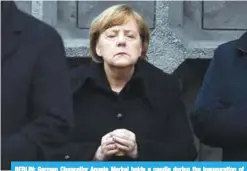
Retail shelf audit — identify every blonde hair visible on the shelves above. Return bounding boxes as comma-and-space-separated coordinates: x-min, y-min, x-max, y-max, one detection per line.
89, 4, 150, 62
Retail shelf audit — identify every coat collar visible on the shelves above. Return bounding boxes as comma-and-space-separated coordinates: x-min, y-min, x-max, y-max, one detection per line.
2, 1, 25, 62
2, 1, 23, 34
71, 58, 154, 102
86, 58, 149, 97
70, 58, 173, 111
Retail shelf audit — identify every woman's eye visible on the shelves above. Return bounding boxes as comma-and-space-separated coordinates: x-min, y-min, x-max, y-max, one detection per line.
107, 34, 116, 38
127, 35, 135, 38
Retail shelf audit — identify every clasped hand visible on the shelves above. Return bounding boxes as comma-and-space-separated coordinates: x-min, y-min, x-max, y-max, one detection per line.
94, 129, 138, 160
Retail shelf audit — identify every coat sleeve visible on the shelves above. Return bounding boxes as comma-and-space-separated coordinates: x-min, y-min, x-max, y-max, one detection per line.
137, 77, 197, 161
1, 25, 74, 166
190, 45, 247, 148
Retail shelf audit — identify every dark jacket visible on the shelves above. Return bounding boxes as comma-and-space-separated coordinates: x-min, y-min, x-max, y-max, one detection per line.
1, 1, 73, 169
54, 59, 197, 161
191, 32, 247, 161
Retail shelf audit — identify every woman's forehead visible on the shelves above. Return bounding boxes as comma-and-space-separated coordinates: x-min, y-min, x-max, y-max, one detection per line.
104, 20, 139, 32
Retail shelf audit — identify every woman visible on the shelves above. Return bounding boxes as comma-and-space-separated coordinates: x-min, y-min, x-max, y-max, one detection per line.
63, 4, 197, 161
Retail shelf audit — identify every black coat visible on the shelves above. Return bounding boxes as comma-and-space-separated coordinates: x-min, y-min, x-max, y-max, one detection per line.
1, 1, 74, 169
191, 32, 247, 160
54, 59, 197, 161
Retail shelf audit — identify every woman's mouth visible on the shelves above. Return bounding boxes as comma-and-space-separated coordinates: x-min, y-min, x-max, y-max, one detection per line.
115, 52, 128, 56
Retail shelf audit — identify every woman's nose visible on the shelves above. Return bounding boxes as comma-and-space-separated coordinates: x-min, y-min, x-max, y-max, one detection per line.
116, 34, 126, 46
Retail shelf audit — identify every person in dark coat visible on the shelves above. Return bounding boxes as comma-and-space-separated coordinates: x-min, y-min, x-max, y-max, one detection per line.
191, 31, 247, 161
1, 1, 74, 169
55, 4, 197, 161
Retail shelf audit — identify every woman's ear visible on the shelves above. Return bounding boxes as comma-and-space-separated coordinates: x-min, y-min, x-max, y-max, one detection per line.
96, 43, 102, 57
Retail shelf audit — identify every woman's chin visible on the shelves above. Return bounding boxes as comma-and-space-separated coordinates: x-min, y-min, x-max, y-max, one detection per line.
113, 63, 133, 68
112, 58, 135, 68
111, 60, 134, 68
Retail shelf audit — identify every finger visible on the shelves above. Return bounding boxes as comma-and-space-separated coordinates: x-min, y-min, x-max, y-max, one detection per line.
102, 137, 115, 145
113, 136, 132, 147
115, 143, 129, 151
112, 128, 130, 134
123, 129, 135, 140
112, 129, 135, 141
102, 132, 113, 142
112, 133, 129, 140
112, 129, 124, 133
105, 149, 119, 156
120, 129, 132, 136
112, 130, 125, 138
104, 144, 117, 151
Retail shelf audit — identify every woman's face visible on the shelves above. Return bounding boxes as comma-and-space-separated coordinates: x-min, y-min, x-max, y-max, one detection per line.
96, 18, 143, 68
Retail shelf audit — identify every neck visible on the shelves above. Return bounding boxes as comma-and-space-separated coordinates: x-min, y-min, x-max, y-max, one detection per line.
104, 63, 134, 93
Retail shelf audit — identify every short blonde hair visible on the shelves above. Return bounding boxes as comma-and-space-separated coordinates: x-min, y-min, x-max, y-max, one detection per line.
89, 4, 150, 62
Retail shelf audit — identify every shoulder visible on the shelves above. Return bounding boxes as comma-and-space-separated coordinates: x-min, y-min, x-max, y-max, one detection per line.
216, 40, 237, 54
204, 40, 239, 80
213, 40, 238, 65
139, 61, 183, 116
139, 60, 181, 97
19, 10, 63, 45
